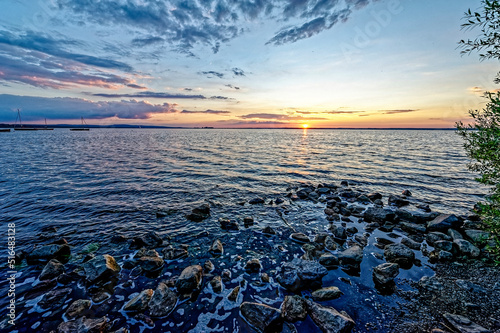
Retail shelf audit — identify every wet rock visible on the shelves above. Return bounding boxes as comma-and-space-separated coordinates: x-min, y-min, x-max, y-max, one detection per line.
325, 236, 338, 250
162, 246, 188, 260
243, 216, 254, 227
261, 273, 270, 283
187, 203, 210, 221
427, 214, 461, 232
222, 269, 232, 281
384, 243, 414, 268
426, 232, 452, 246
240, 302, 283, 333
429, 250, 454, 262
364, 207, 395, 223
137, 256, 164, 272
275, 197, 285, 205
399, 222, 426, 234
281, 295, 307, 322
373, 263, 399, 285
388, 195, 409, 207
302, 243, 323, 260
149, 282, 178, 317
210, 276, 223, 293
91, 289, 110, 303
209, 239, 224, 255
176, 265, 203, 293
338, 245, 364, 267
124, 289, 154, 312
396, 209, 438, 224
39, 287, 72, 309
454, 239, 480, 258
402, 189, 412, 196
448, 229, 463, 241
455, 279, 487, 294
27, 244, 71, 264
329, 225, 347, 240
319, 253, 339, 269
228, 286, 240, 301
291, 232, 310, 243
245, 258, 262, 273
262, 226, 276, 235
314, 233, 329, 244
204, 260, 215, 273
417, 203, 431, 212
443, 313, 490, 333
277, 258, 328, 292
249, 197, 265, 204
434, 240, 454, 252
306, 300, 355, 333
367, 192, 382, 201
131, 231, 163, 249
65, 299, 91, 319
83, 254, 121, 283
418, 276, 443, 292
401, 237, 421, 250
57, 316, 109, 333
354, 234, 368, 247
356, 194, 371, 204
219, 218, 239, 231
464, 229, 490, 244
311, 286, 343, 301
39, 259, 64, 280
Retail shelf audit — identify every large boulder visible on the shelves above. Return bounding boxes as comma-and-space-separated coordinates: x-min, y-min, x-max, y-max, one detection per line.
306, 300, 355, 333
338, 245, 364, 267
131, 231, 163, 249
186, 203, 210, 221
65, 299, 91, 319
280, 295, 307, 322
83, 255, 121, 283
388, 195, 409, 207
364, 207, 395, 223
399, 222, 426, 234
384, 243, 415, 268
427, 214, 461, 232
175, 265, 203, 294
39, 287, 72, 309
277, 258, 328, 292
372, 263, 399, 285
162, 246, 188, 260
149, 282, 178, 317
27, 244, 71, 264
311, 286, 343, 301
57, 316, 109, 333
464, 229, 490, 244
395, 209, 438, 224
319, 253, 339, 269
240, 302, 283, 333
219, 218, 239, 231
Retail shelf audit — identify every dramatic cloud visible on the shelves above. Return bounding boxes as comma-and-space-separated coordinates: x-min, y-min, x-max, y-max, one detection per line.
239, 113, 327, 120
201, 71, 225, 79
55, 0, 379, 53
181, 109, 231, 114
91, 91, 208, 99
0, 94, 177, 121
0, 30, 133, 71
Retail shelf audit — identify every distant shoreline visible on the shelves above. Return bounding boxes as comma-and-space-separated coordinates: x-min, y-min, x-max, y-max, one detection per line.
0, 124, 458, 130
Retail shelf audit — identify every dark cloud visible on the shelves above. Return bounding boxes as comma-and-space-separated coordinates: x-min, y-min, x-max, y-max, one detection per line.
232, 68, 246, 76
210, 96, 231, 100
225, 84, 241, 90
295, 110, 366, 114
381, 109, 419, 114
217, 119, 288, 126
91, 91, 207, 99
0, 44, 143, 89
239, 113, 327, 120
184, 88, 193, 91
0, 94, 177, 121
181, 109, 231, 114
55, 0, 378, 53
201, 71, 225, 79
0, 30, 133, 71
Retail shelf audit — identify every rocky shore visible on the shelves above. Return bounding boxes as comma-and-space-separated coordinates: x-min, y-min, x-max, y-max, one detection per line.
2, 182, 499, 333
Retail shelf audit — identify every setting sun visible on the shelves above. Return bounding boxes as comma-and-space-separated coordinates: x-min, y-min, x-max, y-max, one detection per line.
302, 124, 309, 129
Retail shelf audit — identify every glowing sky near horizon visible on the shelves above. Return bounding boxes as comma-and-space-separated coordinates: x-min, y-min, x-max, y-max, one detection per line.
0, 0, 497, 128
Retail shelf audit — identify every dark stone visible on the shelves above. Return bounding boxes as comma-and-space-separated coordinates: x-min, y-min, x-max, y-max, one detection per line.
65, 299, 91, 319
329, 225, 347, 240
131, 231, 163, 249
402, 189, 412, 196
443, 313, 490, 333
149, 282, 178, 317
373, 263, 399, 285
426, 232, 452, 246
454, 239, 480, 258
291, 233, 310, 243
418, 276, 443, 292
319, 253, 339, 269
262, 226, 276, 235
384, 243, 415, 268
434, 240, 454, 252
27, 244, 71, 264
243, 216, 254, 227
240, 302, 283, 333
364, 207, 395, 223
137, 256, 164, 272
57, 316, 109, 333
275, 197, 285, 205
338, 245, 364, 267
162, 246, 188, 260
401, 238, 421, 250
280, 295, 307, 322
367, 192, 382, 201
399, 222, 426, 234
219, 218, 239, 231
306, 300, 355, 333
249, 197, 265, 204
245, 259, 262, 273
427, 214, 461, 232
227, 286, 240, 301
277, 258, 328, 292
388, 195, 409, 207
417, 203, 431, 212
39, 259, 64, 280
396, 209, 438, 224
209, 239, 224, 255
210, 276, 223, 293
39, 287, 72, 309
124, 289, 154, 312
175, 265, 203, 294
311, 287, 343, 301
83, 254, 121, 283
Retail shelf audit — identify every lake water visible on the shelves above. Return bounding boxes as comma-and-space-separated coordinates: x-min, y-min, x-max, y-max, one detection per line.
0, 128, 487, 332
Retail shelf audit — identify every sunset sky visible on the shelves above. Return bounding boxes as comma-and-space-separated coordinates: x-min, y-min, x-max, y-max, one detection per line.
0, 0, 497, 128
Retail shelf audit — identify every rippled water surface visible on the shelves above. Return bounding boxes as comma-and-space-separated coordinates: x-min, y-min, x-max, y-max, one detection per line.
0, 128, 484, 247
